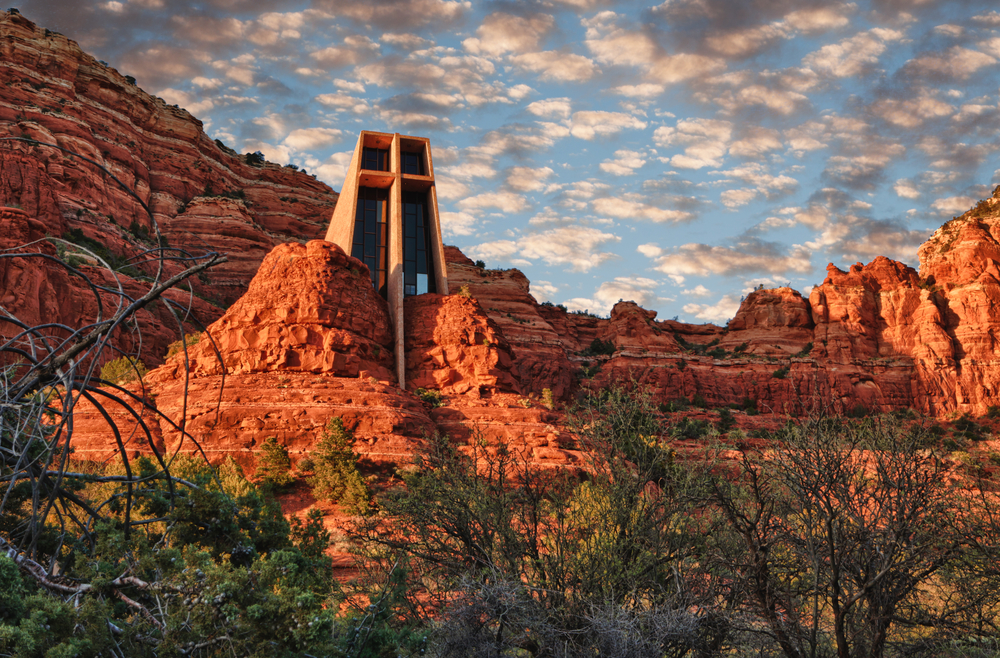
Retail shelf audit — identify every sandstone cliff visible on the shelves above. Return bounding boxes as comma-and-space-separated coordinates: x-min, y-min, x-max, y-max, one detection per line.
0, 11, 336, 364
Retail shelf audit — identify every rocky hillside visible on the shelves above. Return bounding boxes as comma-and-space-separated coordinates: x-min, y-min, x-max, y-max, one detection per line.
0, 11, 335, 364
65, 188, 1000, 474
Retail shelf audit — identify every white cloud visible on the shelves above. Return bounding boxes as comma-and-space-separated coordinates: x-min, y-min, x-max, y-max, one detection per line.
315, 93, 370, 114
439, 211, 479, 237
592, 197, 692, 223
802, 28, 905, 78
610, 84, 666, 98
565, 276, 664, 315
506, 166, 555, 192
893, 179, 921, 199
683, 295, 741, 323
599, 150, 647, 176
282, 127, 342, 151
526, 97, 572, 119
654, 118, 732, 169
458, 190, 528, 213
721, 188, 758, 209
463, 12, 554, 56
511, 51, 598, 82
645, 242, 813, 278
469, 226, 621, 272
570, 111, 646, 140
903, 46, 996, 81
931, 196, 977, 216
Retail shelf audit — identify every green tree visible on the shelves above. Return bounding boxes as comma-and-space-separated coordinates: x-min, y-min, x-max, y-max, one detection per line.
309, 418, 372, 515
254, 436, 294, 490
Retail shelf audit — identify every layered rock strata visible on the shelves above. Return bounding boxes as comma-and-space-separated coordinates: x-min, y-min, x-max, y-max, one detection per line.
0, 11, 336, 361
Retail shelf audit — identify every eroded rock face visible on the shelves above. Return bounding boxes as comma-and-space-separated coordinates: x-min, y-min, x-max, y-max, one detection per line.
404, 294, 520, 396
0, 11, 336, 361
148, 241, 395, 382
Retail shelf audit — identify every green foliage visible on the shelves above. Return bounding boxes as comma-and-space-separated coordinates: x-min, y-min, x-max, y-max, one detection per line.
659, 398, 689, 414
165, 332, 201, 359
351, 385, 712, 655
541, 387, 555, 410
99, 355, 147, 386
670, 417, 712, 440
691, 392, 708, 408
309, 418, 372, 515
772, 365, 790, 379
581, 337, 616, 356
415, 387, 445, 407
245, 150, 265, 165
793, 341, 814, 357
740, 396, 759, 416
254, 436, 294, 490
457, 284, 472, 298
954, 413, 987, 441
578, 361, 602, 379
715, 407, 736, 433
474, 259, 486, 268
733, 342, 749, 354
61, 227, 141, 277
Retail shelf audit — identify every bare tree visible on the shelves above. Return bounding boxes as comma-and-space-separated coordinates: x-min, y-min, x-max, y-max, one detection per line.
706, 416, 999, 658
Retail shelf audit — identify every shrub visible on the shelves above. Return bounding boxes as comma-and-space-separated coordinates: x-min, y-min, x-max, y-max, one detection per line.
254, 437, 294, 490
691, 393, 708, 408
707, 347, 727, 359
793, 341, 814, 357
165, 332, 201, 359
474, 259, 486, 269
309, 418, 371, 515
245, 150, 265, 166
582, 337, 616, 356
457, 284, 472, 298
99, 356, 147, 386
716, 408, 736, 433
541, 388, 555, 410
772, 366, 790, 379
670, 417, 712, 440
518, 397, 532, 408
988, 405, 1000, 420
733, 342, 749, 354
676, 358, 687, 371
415, 387, 445, 407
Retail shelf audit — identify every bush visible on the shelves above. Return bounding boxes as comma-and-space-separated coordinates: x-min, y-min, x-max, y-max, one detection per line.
716, 408, 736, 433
99, 355, 147, 386
254, 436, 294, 490
457, 284, 472, 298
474, 259, 486, 268
793, 341, 814, 357
582, 337, 616, 356
165, 332, 201, 358
309, 418, 371, 515
542, 387, 555, 410
691, 393, 708, 408
415, 387, 445, 407
670, 417, 712, 440
772, 365, 790, 379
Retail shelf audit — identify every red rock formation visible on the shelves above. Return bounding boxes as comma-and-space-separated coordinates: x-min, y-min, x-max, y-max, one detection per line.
0, 11, 337, 361
404, 293, 520, 396
0, 205, 216, 369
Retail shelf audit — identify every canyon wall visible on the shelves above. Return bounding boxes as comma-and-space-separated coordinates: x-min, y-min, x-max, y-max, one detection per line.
0, 11, 336, 364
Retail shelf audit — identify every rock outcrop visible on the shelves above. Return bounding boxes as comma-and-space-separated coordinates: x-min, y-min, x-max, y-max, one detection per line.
0, 11, 337, 362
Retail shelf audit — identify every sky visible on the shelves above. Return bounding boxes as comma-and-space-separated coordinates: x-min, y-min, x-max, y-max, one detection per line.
20, 0, 1000, 324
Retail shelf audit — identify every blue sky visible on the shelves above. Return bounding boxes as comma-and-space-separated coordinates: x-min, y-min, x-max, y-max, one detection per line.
22, 0, 1000, 322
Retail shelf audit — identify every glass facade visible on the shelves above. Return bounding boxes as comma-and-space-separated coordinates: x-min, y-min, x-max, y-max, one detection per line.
351, 187, 389, 297
401, 151, 423, 175
402, 191, 435, 296
361, 147, 388, 171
